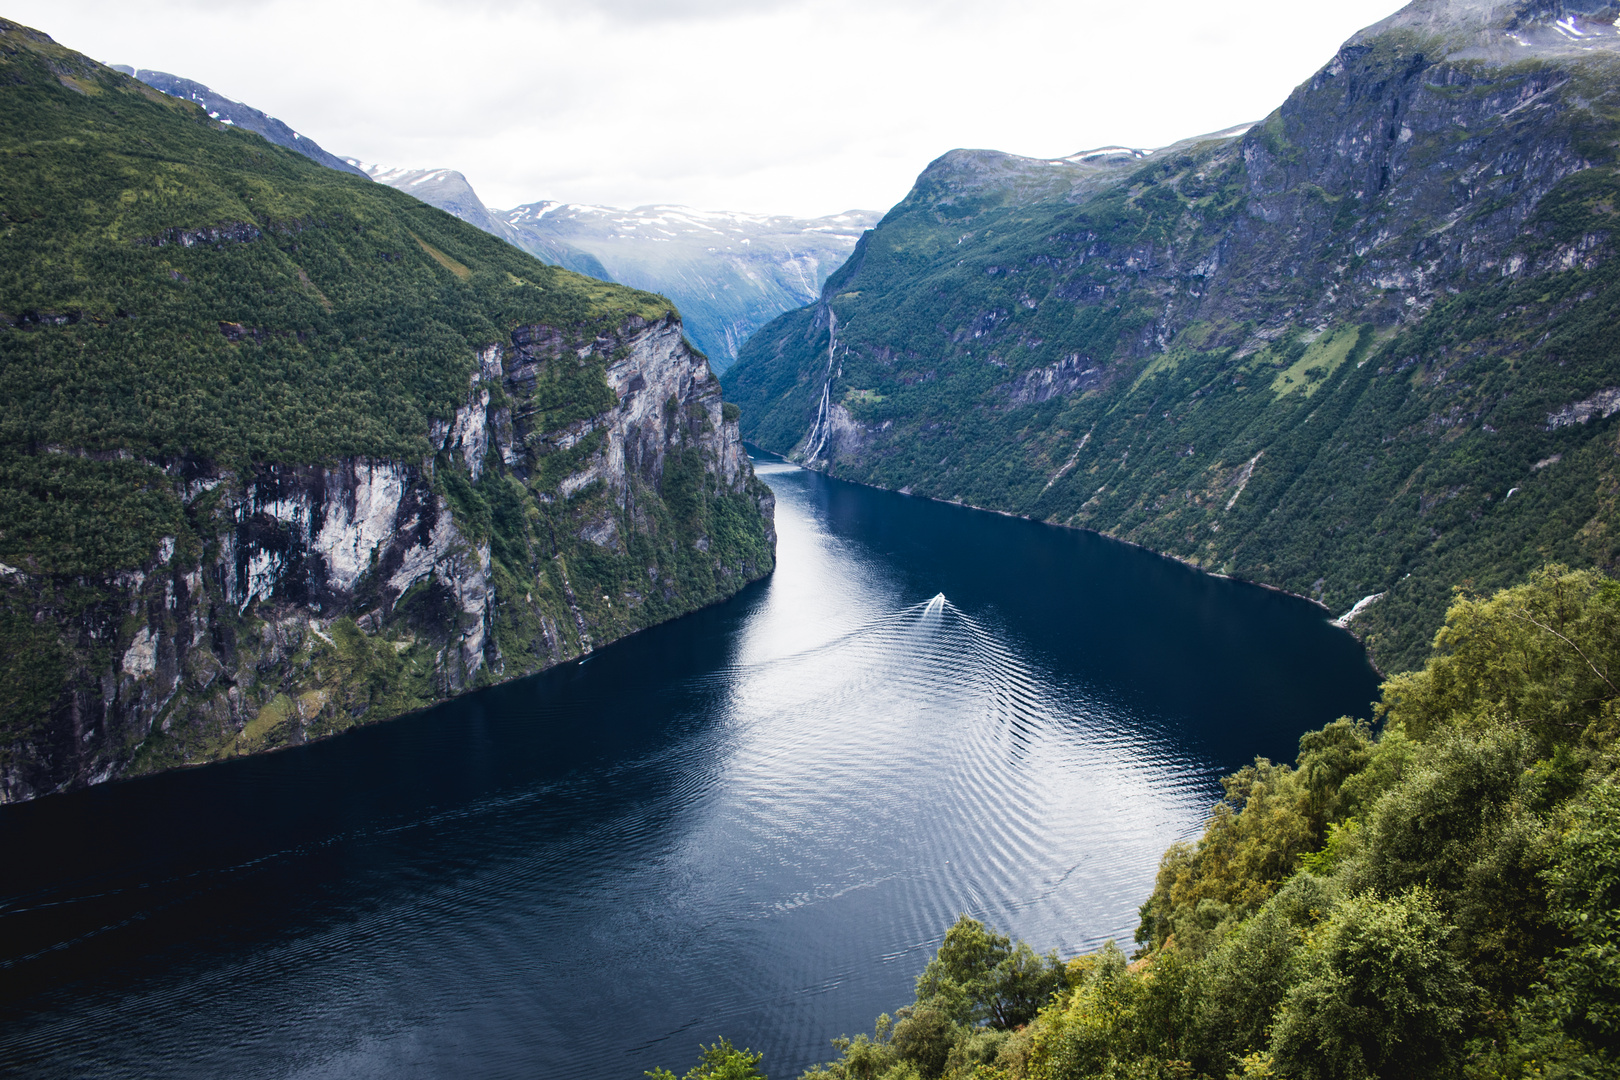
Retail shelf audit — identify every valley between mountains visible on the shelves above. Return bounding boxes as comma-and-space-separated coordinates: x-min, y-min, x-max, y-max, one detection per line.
2, 0, 1617, 793
350, 160, 878, 374
111, 68, 879, 374
3, 2, 1620, 1079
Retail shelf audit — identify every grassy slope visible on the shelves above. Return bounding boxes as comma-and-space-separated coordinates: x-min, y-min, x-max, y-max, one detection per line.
725, 38, 1620, 672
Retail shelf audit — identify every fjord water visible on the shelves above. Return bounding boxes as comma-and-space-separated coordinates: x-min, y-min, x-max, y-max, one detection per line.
0, 458, 1377, 1079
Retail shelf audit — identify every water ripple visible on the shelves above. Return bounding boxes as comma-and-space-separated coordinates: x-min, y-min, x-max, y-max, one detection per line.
0, 460, 1377, 1080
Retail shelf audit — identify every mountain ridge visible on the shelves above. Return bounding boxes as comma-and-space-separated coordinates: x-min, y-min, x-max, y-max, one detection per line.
496, 198, 878, 370
344, 160, 619, 282
114, 67, 367, 177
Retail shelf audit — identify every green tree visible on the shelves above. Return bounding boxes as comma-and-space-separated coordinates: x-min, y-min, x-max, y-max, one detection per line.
1543, 778, 1620, 1053
1268, 888, 1474, 1080
890, 1003, 956, 1078
1026, 944, 1141, 1080
648, 1037, 768, 1080
915, 916, 1065, 1030
1189, 875, 1326, 1074
1136, 757, 1317, 954
1378, 567, 1620, 749
799, 1015, 909, 1080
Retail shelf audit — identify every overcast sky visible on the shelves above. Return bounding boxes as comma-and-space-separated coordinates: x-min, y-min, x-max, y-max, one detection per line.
17, 0, 1405, 217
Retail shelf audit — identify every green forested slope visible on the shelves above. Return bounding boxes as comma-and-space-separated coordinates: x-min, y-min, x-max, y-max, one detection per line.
0, 19, 774, 799
0, 18, 665, 573
725, 2, 1620, 671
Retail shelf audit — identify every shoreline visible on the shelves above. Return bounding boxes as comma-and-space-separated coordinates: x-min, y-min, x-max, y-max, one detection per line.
748, 448, 1387, 674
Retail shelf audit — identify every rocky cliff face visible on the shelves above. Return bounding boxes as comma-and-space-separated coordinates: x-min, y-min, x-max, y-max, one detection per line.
724, 0, 1620, 669
2, 312, 771, 802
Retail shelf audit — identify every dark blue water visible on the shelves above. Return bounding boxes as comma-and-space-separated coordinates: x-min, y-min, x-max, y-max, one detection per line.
0, 457, 1378, 1079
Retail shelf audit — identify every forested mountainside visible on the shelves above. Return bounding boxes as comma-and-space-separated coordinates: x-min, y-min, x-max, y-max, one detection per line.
691, 566, 1616, 1080
725, 0, 1620, 672
0, 18, 775, 803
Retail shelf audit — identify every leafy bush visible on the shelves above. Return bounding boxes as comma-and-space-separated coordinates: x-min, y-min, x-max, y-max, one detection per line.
649, 1038, 769, 1080
1268, 888, 1474, 1080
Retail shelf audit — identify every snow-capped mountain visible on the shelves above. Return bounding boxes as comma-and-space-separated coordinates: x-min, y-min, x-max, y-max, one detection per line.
346, 162, 514, 236
350, 164, 877, 368
500, 202, 878, 370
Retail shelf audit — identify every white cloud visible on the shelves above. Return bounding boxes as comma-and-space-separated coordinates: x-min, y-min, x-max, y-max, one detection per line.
13, 0, 1406, 216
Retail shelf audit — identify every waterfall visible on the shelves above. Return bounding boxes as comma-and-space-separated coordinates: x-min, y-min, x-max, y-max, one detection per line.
803, 308, 839, 465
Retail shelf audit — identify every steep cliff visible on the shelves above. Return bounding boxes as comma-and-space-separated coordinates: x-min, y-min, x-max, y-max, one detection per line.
725, 0, 1620, 669
0, 20, 774, 802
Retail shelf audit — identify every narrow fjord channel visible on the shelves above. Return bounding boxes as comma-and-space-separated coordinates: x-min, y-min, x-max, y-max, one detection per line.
0, 456, 1378, 1079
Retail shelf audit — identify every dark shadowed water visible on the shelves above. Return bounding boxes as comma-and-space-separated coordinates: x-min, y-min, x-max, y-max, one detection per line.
0, 456, 1378, 1079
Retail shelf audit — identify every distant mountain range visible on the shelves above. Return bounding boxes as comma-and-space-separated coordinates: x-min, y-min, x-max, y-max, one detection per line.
116, 69, 874, 369
348, 161, 876, 370
497, 200, 876, 371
